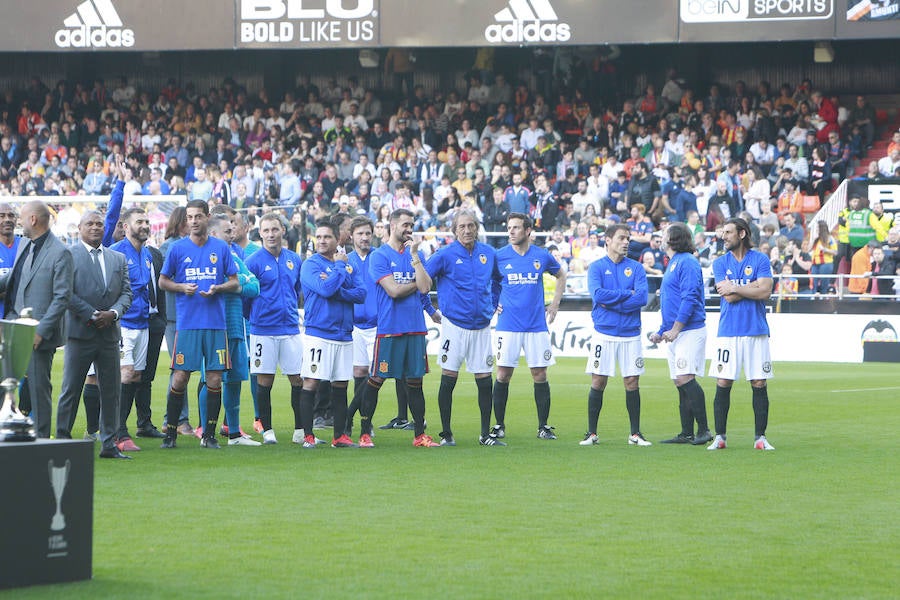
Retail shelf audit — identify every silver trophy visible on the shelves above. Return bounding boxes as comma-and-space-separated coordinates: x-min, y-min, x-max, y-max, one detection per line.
49, 459, 71, 531
0, 308, 39, 442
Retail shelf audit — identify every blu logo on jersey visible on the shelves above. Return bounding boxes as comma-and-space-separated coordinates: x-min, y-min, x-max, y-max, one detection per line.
185, 266, 218, 279
392, 271, 415, 284
506, 272, 540, 285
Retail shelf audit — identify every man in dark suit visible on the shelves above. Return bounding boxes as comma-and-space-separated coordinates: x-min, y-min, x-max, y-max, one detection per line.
56, 211, 132, 458
0, 200, 73, 438
132, 243, 167, 438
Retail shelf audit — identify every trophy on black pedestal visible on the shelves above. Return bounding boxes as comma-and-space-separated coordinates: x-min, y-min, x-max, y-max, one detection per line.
0, 308, 39, 442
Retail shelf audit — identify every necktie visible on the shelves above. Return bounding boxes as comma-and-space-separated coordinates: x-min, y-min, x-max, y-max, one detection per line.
91, 247, 105, 288
148, 258, 158, 310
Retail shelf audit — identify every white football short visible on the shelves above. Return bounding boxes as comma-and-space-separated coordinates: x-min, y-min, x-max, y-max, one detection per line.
301, 334, 353, 382
437, 318, 493, 374
666, 327, 707, 379
249, 333, 303, 375
120, 327, 149, 371
585, 333, 645, 377
495, 330, 554, 369
353, 326, 376, 368
708, 335, 773, 381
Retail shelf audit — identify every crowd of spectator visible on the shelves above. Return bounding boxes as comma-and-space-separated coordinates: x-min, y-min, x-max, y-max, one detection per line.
0, 70, 897, 298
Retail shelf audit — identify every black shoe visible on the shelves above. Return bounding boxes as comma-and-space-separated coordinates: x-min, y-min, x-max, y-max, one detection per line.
660, 433, 694, 444
479, 434, 507, 446
136, 427, 166, 439
379, 417, 408, 430
200, 436, 221, 449
99, 447, 132, 459
692, 430, 714, 445
160, 436, 177, 449
439, 432, 456, 446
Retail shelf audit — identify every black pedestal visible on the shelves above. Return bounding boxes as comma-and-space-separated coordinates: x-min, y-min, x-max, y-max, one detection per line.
0, 439, 93, 589
863, 341, 900, 363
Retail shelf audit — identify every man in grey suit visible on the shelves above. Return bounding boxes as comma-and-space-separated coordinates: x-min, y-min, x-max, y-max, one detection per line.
0, 201, 73, 438
56, 211, 132, 458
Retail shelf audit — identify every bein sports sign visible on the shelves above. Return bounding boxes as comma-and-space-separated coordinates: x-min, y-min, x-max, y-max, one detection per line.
239, 0, 377, 46
681, 0, 834, 21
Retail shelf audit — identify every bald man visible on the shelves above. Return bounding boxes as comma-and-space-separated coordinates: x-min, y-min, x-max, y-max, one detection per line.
0, 200, 73, 437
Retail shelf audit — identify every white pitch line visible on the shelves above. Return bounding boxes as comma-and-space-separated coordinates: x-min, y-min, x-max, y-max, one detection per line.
829, 386, 900, 393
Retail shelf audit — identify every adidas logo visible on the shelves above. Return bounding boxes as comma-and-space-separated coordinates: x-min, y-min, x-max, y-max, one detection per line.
264, 265, 272, 271
183, 257, 192, 263
455, 258, 464, 264
484, 0, 571, 44
390, 261, 397, 267
55, 0, 135, 48
605, 269, 612, 275
504, 264, 513, 269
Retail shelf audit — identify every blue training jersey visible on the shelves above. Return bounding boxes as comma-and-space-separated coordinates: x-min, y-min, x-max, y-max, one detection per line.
160, 236, 237, 331
300, 253, 364, 342
110, 238, 152, 330
712, 249, 771, 337
348, 250, 377, 329
244, 247, 303, 336
657, 251, 705, 336
0, 236, 21, 316
369, 244, 427, 337
587, 255, 648, 337
425, 240, 501, 331
495, 244, 561, 333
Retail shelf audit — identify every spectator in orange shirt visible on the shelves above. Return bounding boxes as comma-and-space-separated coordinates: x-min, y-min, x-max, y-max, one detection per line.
775, 179, 803, 222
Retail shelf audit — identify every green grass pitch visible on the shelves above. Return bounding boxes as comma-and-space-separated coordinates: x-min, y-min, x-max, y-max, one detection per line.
5, 356, 897, 599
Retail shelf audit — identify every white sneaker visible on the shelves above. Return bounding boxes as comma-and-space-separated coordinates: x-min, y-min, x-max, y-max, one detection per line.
292, 429, 305, 444
262, 429, 277, 444
579, 433, 599, 446
707, 434, 727, 450
228, 436, 262, 446
754, 436, 775, 450
628, 433, 652, 446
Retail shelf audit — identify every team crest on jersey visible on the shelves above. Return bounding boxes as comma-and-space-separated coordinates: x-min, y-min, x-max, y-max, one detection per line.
635, 357, 644, 368
286, 260, 294, 270
624, 267, 633, 277
676, 358, 687, 369
175, 354, 184, 365
593, 360, 599, 368
441, 354, 448, 363
486, 355, 494, 366
346, 264, 353, 274
533, 259, 541, 270
762, 361, 772, 373
543, 349, 552, 361
146, 259, 151, 268
717, 363, 723, 373
254, 359, 261, 368
311, 364, 317, 373
479, 253, 487, 264
744, 265, 753, 277
209, 253, 218, 264
378, 360, 389, 374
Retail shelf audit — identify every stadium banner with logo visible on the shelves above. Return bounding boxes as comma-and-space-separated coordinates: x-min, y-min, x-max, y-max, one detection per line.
837, 0, 900, 38
236, 0, 381, 48
380, 0, 677, 47
679, 0, 837, 41
422, 311, 899, 363
4, 0, 233, 51
847, 177, 900, 212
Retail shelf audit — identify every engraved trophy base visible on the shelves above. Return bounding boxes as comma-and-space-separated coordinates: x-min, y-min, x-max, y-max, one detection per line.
0, 379, 36, 442
0, 310, 39, 443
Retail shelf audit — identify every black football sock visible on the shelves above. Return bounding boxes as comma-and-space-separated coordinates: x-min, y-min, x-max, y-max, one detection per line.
407, 380, 426, 437
587, 387, 603, 434
534, 381, 551, 428
395, 378, 409, 421
752, 386, 769, 437
82, 383, 100, 434
438, 374, 457, 436
713, 385, 732, 436
331, 385, 348, 440
296, 386, 312, 434
314, 380, 331, 420
625, 388, 641, 435
684, 379, 709, 433
346, 376, 367, 434
204, 385, 222, 438
353, 375, 366, 394
166, 387, 185, 435
492, 380, 509, 427
359, 378, 383, 435
257, 384, 273, 431
475, 376, 493, 437
676, 384, 693, 436
118, 382, 136, 438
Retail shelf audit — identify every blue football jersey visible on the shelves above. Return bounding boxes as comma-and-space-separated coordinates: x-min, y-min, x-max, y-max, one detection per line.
495, 244, 561, 333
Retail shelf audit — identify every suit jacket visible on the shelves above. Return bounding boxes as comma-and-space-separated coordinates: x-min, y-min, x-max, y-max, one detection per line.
0, 231, 73, 348
147, 244, 167, 332
66, 244, 132, 341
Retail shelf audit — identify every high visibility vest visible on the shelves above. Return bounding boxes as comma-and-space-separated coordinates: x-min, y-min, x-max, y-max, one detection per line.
848, 209, 874, 247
